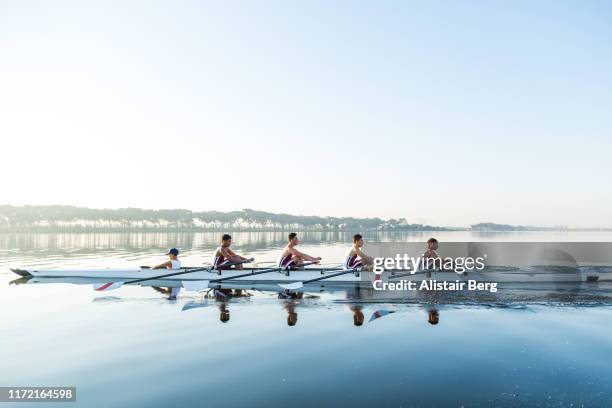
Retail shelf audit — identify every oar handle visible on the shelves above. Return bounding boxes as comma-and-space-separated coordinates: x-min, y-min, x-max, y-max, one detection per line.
124, 260, 251, 285
208, 261, 321, 284
125, 266, 212, 284
210, 266, 281, 283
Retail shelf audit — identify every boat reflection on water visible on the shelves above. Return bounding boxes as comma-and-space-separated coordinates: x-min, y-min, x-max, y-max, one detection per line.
9, 275, 612, 328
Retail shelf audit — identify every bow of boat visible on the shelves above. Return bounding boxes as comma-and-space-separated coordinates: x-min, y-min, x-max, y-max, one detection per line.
11, 268, 32, 277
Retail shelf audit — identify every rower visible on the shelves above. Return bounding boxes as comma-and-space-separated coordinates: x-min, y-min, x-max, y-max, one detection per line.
277, 232, 321, 268
423, 238, 440, 260
212, 234, 252, 270
148, 248, 181, 299
422, 238, 441, 271
151, 248, 181, 270
342, 234, 374, 270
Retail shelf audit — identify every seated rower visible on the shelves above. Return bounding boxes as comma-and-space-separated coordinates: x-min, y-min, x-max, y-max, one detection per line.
277, 232, 321, 269
423, 238, 439, 259
342, 234, 374, 270
422, 238, 441, 270
212, 234, 253, 270
151, 248, 181, 270
149, 248, 181, 299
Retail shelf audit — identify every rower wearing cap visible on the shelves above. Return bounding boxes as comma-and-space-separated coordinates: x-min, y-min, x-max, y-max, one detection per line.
277, 232, 321, 268
149, 248, 181, 299
152, 248, 182, 270
342, 234, 373, 270
212, 234, 252, 270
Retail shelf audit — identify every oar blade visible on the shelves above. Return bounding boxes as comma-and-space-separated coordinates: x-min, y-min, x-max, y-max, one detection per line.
278, 281, 304, 290
181, 300, 209, 311
93, 282, 124, 291
182, 280, 210, 291
369, 310, 396, 322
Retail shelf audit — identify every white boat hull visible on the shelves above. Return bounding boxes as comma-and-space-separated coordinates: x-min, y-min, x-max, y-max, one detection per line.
11, 266, 607, 284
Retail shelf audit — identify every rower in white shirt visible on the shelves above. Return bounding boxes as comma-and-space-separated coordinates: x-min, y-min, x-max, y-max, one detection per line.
149, 248, 181, 300
151, 248, 182, 269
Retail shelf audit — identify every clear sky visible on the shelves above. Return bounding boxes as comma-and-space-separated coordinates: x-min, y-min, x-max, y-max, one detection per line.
1, 1, 611, 227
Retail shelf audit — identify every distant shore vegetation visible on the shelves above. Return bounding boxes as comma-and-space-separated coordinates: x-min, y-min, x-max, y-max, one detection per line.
0, 205, 447, 232
0, 205, 582, 232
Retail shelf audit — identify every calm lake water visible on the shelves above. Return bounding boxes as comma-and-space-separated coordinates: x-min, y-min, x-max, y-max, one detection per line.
1, 231, 611, 407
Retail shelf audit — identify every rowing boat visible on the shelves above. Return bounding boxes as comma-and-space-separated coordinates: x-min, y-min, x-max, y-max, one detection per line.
12, 275, 611, 306
10, 266, 608, 284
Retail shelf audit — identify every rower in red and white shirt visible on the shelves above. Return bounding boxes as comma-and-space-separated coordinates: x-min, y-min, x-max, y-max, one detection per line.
277, 232, 321, 269
342, 234, 374, 270
212, 234, 253, 270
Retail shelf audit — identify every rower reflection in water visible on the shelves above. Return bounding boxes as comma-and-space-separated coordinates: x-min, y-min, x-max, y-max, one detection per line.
151, 286, 180, 300
213, 234, 253, 270
284, 302, 299, 326
219, 303, 230, 323
428, 309, 440, 325
343, 234, 374, 271
278, 290, 303, 300
212, 288, 251, 300
350, 305, 364, 326
277, 232, 322, 268
148, 248, 181, 300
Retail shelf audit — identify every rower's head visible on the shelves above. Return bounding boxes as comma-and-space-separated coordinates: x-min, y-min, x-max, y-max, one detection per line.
288, 232, 299, 245
353, 234, 364, 248
427, 238, 438, 250
287, 312, 298, 326
221, 234, 232, 247
166, 248, 179, 259
428, 310, 439, 325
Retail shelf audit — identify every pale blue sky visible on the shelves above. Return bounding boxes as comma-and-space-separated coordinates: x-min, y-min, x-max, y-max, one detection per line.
1, 1, 611, 227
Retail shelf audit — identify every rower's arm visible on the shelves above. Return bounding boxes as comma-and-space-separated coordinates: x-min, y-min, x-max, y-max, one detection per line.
223, 247, 248, 261
222, 247, 236, 257
289, 247, 321, 262
152, 260, 172, 269
355, 248, 373, 263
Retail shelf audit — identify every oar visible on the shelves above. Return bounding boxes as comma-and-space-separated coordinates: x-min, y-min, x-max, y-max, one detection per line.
140, 265, 212, 271
93, 259, 252, 292
278, 267, 359, 290
184, 266, 282, 291
183, 261, 320, 291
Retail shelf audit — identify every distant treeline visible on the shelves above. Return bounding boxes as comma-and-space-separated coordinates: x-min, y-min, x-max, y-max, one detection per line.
0, 205, 449, 232
471, 222, 530, 231
470, 222, 569, 231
